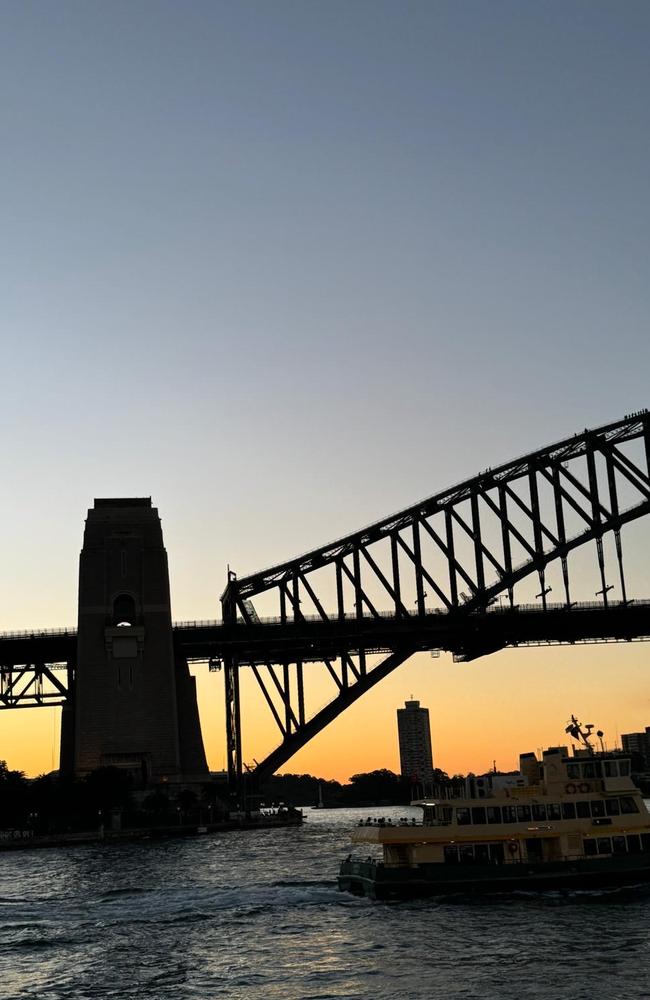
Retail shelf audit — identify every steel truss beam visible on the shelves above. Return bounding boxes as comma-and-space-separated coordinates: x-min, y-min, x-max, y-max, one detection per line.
249, 647, 415, 782
222, 411, 650, 785
0, 663, 69, 708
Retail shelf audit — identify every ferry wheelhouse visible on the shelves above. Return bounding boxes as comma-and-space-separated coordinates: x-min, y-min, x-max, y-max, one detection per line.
339, 719, 650, 898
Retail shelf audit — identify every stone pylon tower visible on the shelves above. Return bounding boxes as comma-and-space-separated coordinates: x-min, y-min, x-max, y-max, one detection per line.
61, 498, 208, 785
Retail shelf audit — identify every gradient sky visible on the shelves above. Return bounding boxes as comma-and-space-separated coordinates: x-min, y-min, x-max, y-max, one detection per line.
1, 1, 649, 781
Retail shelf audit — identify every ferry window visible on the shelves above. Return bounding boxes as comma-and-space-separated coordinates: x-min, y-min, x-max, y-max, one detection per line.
562, 802, 576, 820
532, 804, 546, 822
547, 804, 561, 820
459, 844, 474, 863
606, 799, 620, 816
604, 761, 617, 778
489, 843, 505, 864
502, 806, 517, 823
516, 805, 532, 823
642, 834, 650, 852
626, 834, 642, 854
474, 844, 490, 863
471, 807, 487, 825
583, 839, 597, 856
596, 837, 612, 855
590, 800, 605, 817
486, 806, 502, 824
440, 806, 453, 823
576, 801, 590, 819
582, 762, 598, 779
456, 808, 471, 826
619, 760, 631, 777
567, 764, 580, 779
619, 796, 639, 815
444, 845, 459, 864
612, 836, 627, 855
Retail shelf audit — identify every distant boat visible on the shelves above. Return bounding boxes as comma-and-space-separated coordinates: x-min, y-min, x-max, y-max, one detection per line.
314, 782, 325, 809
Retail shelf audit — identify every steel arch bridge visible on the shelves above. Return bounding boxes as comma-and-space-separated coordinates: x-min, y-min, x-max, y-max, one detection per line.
1, 411, 650, 787
219, 411, 650, 784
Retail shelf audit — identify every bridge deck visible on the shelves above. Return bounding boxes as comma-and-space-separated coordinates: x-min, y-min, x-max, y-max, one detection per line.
1, 600, 649, 670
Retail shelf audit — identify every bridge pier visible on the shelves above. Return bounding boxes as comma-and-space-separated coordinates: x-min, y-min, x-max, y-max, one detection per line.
222, 573, 242, 791
71, 498, 208, 786
59, 699, 75, 777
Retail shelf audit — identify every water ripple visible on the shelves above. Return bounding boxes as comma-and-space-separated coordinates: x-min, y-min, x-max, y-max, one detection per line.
1, 806, 650, 999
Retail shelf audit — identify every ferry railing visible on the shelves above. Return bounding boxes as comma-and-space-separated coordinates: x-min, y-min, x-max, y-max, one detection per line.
356, 819, 425, 828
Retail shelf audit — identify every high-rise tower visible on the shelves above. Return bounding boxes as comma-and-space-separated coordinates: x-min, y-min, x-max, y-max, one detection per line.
397, 699, 434, 782
61, 498, 208, 785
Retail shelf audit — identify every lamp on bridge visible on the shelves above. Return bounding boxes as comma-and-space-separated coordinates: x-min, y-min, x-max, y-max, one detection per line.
535, 585, 552, 612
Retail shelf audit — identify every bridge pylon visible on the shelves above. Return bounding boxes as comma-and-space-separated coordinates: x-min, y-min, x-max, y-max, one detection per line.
68, 498, 208, 786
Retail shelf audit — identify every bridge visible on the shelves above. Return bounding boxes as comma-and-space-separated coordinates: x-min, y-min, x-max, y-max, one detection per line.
1, 412, 650, 787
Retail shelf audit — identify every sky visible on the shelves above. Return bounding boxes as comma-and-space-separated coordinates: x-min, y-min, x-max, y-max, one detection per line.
1, 1, 649, 781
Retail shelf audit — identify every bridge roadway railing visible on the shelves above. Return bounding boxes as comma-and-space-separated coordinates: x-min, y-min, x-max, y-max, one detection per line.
1, 600, 649, 710
173, 599, 650, 664
2, 599, 650, 664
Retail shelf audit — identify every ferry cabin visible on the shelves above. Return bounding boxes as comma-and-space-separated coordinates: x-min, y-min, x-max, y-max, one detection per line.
351, 748, 650, 867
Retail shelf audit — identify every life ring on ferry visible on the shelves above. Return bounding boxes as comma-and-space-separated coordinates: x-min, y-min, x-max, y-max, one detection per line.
507, 842, 518, 855
578, 782, 591, 794
565, 783, 577, 794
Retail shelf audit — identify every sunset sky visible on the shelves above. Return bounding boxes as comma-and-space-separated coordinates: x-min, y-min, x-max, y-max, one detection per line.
1, 2, 649, 782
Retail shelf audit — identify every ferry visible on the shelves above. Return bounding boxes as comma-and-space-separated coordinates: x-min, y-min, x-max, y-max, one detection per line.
338, 717, 650, 898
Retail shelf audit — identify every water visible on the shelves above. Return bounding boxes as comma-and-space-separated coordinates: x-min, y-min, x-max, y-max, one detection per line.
2, 805, 650, 999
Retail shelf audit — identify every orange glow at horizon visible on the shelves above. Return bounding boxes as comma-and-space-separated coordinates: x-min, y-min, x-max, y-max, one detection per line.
2, 642, 649, 784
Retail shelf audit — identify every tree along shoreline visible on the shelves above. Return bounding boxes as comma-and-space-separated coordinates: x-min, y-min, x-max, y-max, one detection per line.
17, 759, 644, 829
0, 761, 456, 834
258, 768, 455, 807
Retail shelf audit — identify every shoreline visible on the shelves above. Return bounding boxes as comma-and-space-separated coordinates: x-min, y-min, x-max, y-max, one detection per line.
0, 813, 303, 853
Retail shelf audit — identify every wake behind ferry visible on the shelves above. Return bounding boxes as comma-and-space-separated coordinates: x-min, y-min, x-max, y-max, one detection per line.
338, 718, 650, 898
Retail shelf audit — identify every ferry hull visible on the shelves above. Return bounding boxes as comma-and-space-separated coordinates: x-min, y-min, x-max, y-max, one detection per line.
338, 856, 650, 899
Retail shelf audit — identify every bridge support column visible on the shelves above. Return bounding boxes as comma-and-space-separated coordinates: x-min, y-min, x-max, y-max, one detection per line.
222, 574, 243, 794
71, 498, 208, 786
224, 657, 242, 787
59, 700, 75, 777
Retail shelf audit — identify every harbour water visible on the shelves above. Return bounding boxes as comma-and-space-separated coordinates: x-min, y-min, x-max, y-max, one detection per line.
2, 805, 650, 1000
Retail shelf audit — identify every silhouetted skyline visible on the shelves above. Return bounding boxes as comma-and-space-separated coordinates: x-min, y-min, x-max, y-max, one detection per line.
1, 2, 649, 779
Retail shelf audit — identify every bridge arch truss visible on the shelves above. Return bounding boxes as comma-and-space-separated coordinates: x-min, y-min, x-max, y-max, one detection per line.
222, 412, 650, 785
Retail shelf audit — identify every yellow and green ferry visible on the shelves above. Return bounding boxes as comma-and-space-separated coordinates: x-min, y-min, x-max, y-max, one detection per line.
338, 719, 650, 898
